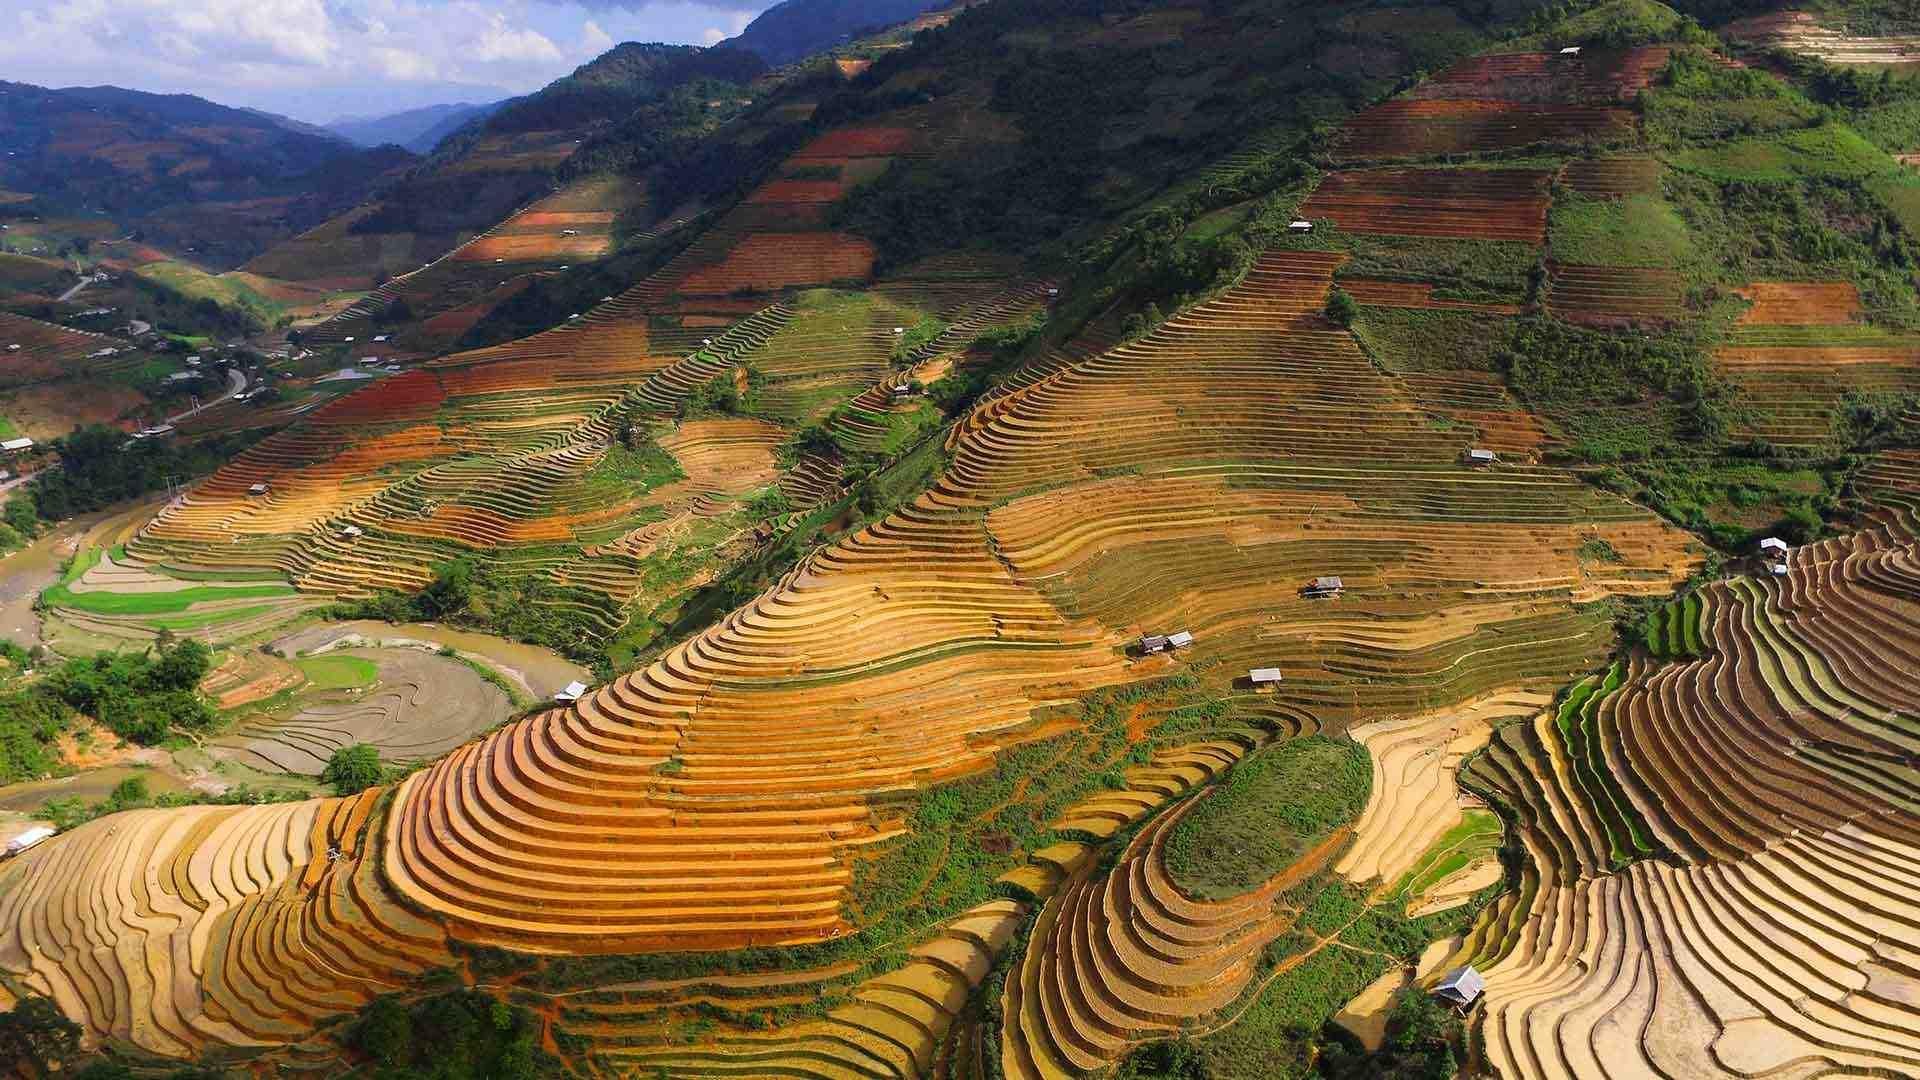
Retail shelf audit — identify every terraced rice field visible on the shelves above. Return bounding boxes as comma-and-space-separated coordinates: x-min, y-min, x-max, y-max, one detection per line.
0, 791, 454, 1058
15, 45, 1920, 1075
209, 648, 511, 775
1412, 47, 1673, 102
1297, 167, 1552, 243
0, 245, 1696, 1060
1334, 100, 1636, 161
1557, 155, 1661, 198
1460, 484, 1920, 1077
0, 311, 139, 388
601, 740, 1245, 1076
1726, 10, 1920, 66
1713, 283, 1920, 445
1543, 261, 1687, 326
299, 176, 645, 351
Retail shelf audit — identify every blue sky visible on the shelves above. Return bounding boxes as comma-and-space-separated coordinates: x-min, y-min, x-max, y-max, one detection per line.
0, 0, 771, 124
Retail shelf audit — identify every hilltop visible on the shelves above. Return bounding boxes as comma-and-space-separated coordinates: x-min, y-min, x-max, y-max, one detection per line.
0, 81, 413, 267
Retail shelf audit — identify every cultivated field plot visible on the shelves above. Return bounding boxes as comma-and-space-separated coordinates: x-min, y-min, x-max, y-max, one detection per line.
1411, 47, 1673, 103
0, 791, 456, 1057
1297, 167, 1552, 243
1726, 9, 1920, 67
1460, 482, 1920, 1078
632, 126, 919, 308
1714, 282, 1920, 446
300, 176, 647, 350
41, 540, 324, 646
1557, 154, 1661, 198
209, 648, 511, 774
1543, 261, 1687, 325
1334, 100, 1636, 160
0, 311, 137, 389
605, 739, 1248, 1076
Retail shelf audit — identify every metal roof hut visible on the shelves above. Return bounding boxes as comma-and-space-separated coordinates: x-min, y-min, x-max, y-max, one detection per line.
1138, 633, 1171, 654
247, 482, 270, 496
1433, 965, 1486, 1009
1167, 630, 1194, 649
1758, 537, 1789, 555
1249, 667, 1283, 686
1464, 447, 1498, 465
1304, 575, 1345, 598
555, 680, 589, 703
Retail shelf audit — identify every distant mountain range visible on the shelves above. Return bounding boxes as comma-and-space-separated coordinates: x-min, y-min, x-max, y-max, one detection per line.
0, 80, 414, 265
326, 102, 505, 154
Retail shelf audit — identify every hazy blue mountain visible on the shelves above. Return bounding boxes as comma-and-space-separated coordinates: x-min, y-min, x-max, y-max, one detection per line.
327, 101, 503, 154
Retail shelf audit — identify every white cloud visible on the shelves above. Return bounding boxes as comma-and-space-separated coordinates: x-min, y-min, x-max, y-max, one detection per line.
472, 13, 564, 63
0, 0, 783, 122
580, 18, 616, 55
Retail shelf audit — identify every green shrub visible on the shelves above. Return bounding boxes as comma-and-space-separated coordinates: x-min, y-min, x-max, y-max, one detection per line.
323, 744, 385, 795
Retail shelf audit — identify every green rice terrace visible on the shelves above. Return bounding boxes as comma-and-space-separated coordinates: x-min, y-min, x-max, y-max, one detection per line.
0, 1, 1918, 1078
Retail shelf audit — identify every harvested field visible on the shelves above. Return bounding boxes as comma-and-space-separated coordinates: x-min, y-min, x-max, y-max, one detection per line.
1735, 280, 1863, 325
210, 648, 511, 775
1335, 100, 1635, 161
1726, 10, 1920, 66
0, 379, 147, 439
1468, 516, 1920, 1074
601, 740, 1240, 1075
1714, 300, 1920, 445
1298, 167, 1552, 243
0, 792, 455, 1056
1412, 48, 1673, 103
1340, 278, 1522, 314
1000, 780, 1347, 1076
1543, 262, 1686, 325
1557, 155, 1661, 198
1336, 691, 1540, 887
0, 311, 135, 389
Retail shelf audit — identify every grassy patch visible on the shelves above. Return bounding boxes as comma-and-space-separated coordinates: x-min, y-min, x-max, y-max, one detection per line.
1640, 592, 1706, 659
1866, 171, 1920, 235
1350, 308, 1508, 373
1549, 192, 1694, 268
1494, 317, 1728, 462
1642, 48, 1825, 145
1595, 456, 1834, 549
1161, 735, 1371, 900
43, 579, 296, 616
1325, 232, 1539, 304
1392, 809, 1504, 899
1671, 123, 1896, 184
295, 654, 379, 691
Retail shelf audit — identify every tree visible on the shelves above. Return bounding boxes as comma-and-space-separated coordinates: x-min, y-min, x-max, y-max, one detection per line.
1326, 287, 1358, 327
351, 995, 412, 1066
323, 744, 385, 795
0, 996, 81, 1077
420, 558, 475, 618
148, 636, 211, 691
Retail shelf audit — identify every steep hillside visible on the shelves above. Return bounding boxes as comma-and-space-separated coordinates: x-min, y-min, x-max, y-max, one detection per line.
7, 1, 1920, 1078
243, 44, 769, 295
0, 82, 415, 266
730, 0, 952, 64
